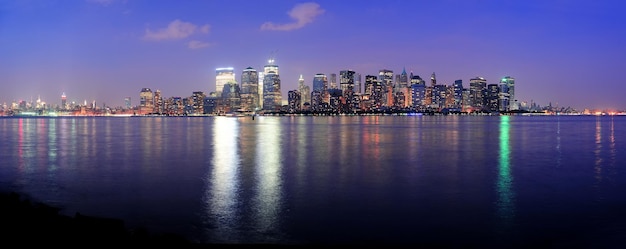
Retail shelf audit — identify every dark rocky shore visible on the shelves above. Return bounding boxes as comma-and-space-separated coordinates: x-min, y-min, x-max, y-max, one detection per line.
0, 191, 297, 247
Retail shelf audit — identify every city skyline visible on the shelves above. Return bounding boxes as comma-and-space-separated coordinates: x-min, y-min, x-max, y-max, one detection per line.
1, 0, 624, 110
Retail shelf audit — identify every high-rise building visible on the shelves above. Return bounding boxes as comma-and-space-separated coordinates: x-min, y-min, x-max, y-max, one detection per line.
339, 70, 355, 93
354, 73, 362, 94
379, 69, 393, 106
410, 74, 426, 108
215, 67, 235, 96
430, 72, 438, 87
124, 97, 131, 109
498, 76, 514, 112
469, 77, 487, 111
61, 92, 67, 110
298, 74, 311, 105
192, 91, 205, 114
139, 88, 154, 114
287, 90, 301, 112
329, 73, 337, 89
397, 67, 409, 90
262, 58, 281, 111
502, 76, 516, 110
241, 67, 259, 111
488, 84, 500, 112
313, 73, 328, 92
154, 89, 163, 114
453, 79, 463, 109
263, 71, 281, 111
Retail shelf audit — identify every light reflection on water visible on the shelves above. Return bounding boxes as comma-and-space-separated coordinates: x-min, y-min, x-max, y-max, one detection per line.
205, 117, 241, 242
496, 116, 514, 230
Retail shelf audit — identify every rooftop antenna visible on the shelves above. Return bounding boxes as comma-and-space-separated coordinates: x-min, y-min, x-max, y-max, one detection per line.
268, 49, 278, 64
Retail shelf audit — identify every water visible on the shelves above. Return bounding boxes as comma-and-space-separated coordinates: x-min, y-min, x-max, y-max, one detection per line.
1, 115, 625, 247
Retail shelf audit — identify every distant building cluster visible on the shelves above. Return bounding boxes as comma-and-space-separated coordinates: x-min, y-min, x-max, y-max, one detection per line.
3, 57, 617, 116
134, 59, 525, 115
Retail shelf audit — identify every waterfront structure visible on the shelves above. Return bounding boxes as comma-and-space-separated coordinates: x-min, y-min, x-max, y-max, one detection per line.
215, 67, 235, 96
241, 67, 259, 112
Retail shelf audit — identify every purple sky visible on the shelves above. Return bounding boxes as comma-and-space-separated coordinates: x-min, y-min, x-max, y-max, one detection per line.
1, 0, 624, 110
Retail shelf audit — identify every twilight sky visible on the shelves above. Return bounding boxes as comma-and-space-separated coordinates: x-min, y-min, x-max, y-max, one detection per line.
1, 0, 624, 110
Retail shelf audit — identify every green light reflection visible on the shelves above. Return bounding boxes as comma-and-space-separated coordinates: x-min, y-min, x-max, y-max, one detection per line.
497, 116, 515, 222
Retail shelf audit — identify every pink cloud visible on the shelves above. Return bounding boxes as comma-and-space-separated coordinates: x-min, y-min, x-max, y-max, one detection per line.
143, 20, 210, 41
261, 2, 325, 31
187, 40, 212, 49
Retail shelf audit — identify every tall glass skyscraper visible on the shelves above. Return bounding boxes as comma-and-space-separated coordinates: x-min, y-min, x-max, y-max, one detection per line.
262, 58, 281, 111
215, 67, 235, 95
496, 76, 516, 111
241, 67, 259, 111
313, 73, 328, 92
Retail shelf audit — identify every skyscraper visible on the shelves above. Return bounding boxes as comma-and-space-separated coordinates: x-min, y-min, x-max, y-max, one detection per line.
397, 67, 409, 90
61, 92, 67, 110
312, 73, 328, 92
139, 88, 154, 114
339, 70, 355, 93
329, 73, 337, 89
453, 79, 463, 109
298, 74, 311, 105
124, 97, 131, 109
430, 72, 437, 87
469, 77, 487, 111
379, 69, 393, 106
241, 67, 259, 111
498, 76, 514, 112
262, 58, 281, 111
215, 67, 235, 95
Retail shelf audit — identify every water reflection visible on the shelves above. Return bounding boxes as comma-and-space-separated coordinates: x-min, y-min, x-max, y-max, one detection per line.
594, 117, 602, 181
496, 116, 514, 224
206, 117, 241, 242
254, 117, 283, 240
48, 119, 57, 173
609, 117, 615, 168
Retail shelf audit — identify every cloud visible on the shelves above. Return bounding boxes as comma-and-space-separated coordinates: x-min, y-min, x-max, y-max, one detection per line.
187, 40, 212, 49
199, 25, 210, 34
143, 20, 210, 41
261, 2, 325, 31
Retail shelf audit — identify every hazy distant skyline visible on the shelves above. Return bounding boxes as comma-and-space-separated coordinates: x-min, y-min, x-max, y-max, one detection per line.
1, 0, 624, 110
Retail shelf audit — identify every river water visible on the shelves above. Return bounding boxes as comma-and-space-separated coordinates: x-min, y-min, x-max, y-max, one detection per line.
1, 115, 625, 247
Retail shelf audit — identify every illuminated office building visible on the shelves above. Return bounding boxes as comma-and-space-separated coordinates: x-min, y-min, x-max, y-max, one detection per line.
241, 67, 259, 111
216, 67, 235, 96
